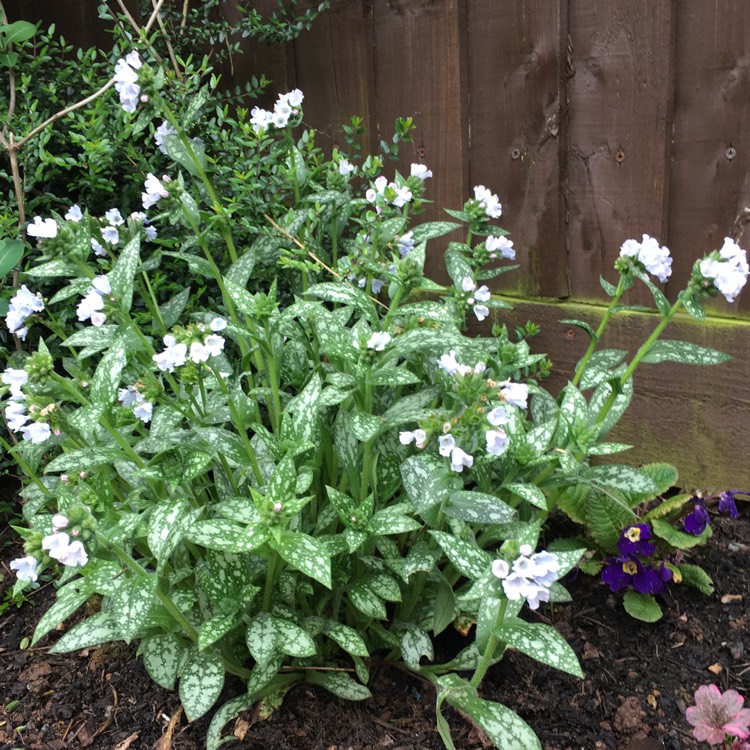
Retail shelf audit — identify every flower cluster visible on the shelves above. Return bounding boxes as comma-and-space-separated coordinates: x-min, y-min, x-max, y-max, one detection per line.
473, 185, 502, 219
366, 175, 412, 212
437, 350, 485, 378
699, 237, 749, 302
77, 275, 112, 327
619, 234, 672, 283
118, 385, 154, 423
486, 235, 515, 260
26, 215, 58, 239
3, 364, 55, 444
152, 319, 227, 373
42, 515, 89, 567
485, 405, 509, 457
683, 489, 745, 535
142, 173, 170, 210
113, 51, 143, 113
6, 285, 45, 340
491, 545, 560, 610
250, 89, 304, 132
438, 433, 474, 473
601, 524, 672, 594
460, 276, 491, 321
686, 684, 750, 746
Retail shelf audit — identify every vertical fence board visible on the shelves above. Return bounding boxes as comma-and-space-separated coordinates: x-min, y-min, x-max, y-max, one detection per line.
566, 0, 676, 304
371, 0, 467, 282
292, 1, 376, 155
467, 0, 569, 299
666, 0, 750, 315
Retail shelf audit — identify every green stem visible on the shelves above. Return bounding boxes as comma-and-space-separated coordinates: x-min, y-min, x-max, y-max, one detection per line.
0, 435, 52, 497
570, 275, 625, 389
469, 599, 508, 688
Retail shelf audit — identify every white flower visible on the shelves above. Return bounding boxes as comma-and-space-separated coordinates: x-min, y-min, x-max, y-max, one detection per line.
410, 163, 432, 180
10, 285, 45, 315
144, 225, 158, 241
438, 434, 455, 457
142, 173, 169, 210
210, 317, 227, 332
486, 235, 515, 259
398, 231, 415, 258
65, 205, 83, 222
250, 106, 273, 133
391, 185, 412, 208
133, 400, 153, 423
339, 159, 355, 176
370, 278, 385, 295
527, 551, 559, 587
271, 108, 290, 129
619, 234, 672, 283
204, 334, 225, 358
118, 385, 141, 408
486, 428, 509, 456
42, 532, 70, 560
188, 342, 210, 363
474, 285, 491, 303
154, 120, 177, 154
10, 556, 38, 582
366, 331, 392, 351
473, 185, 502, 219
2, 368, 28, 400
461, 276, 476, 293
52, 514, 69, 532
61, 540, 88, 567
491, 559, 510, 579
104, 208, 125, 226
153, 337, 188, 372
399, 429, 427, 448
366, 176, 388, 204
450, 446, 474, 473
91, 238, 107, 257
5, 401, 28, 431
21, 421, 51, 444
281, 88, 304, 108
487, 406, 509, 426
102, 226, 119, 245
76, 279, 109, 327
113, 54, 142, 113
473, 304, 489, 322
497, 547, 560, 609
699, 237, 749, 302
27, 216, 58, 239
500, 381, 528, 409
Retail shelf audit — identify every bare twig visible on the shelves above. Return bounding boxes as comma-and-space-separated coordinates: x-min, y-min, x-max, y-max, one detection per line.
151, 0, 183, 80
180, 0, 189, 31
731, 207, 750, 243
0, 1, 17, 122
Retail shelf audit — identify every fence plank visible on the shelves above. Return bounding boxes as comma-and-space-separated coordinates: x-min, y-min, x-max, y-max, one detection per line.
566, 0, 676, 305
371, 0, 468, 282
666, 0, 750, 315
293, 0, 377, 155
466, 0, 569, 299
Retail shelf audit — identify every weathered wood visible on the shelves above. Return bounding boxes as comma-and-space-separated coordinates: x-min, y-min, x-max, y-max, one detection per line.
566, 0, 676, 306
488, 297, 750, 489
370, 0, 468, 283
292, 0, 377, 155
666, 0, 750, 315
466, 0, 569, 299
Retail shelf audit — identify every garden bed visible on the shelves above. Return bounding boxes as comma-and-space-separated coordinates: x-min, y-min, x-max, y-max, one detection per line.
1, 506, 746, 750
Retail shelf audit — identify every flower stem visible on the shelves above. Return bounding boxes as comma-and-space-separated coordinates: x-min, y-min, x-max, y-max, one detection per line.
469, 598, 508, 688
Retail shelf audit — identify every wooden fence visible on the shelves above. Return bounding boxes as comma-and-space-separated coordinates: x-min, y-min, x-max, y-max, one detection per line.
6, 0, 750, 487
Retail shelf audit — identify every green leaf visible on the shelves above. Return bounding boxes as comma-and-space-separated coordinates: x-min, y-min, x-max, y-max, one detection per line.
325, 623, 369, 657
46, 447, 123, 473
401, 454, 451, 512
371, 367, 421, 386
246, 612, 278, 665
147, 497, 191, 563
432, 580, 456, 635
582, 465, 658, 494
651, 518, 713, 549
90, 336, 128, 407
400, 628, 433, 670
498, 620, 583, 677
505, 483, 548, 510
306, 670, 372, 700
187, 520, 270, 553
110, 574, 157, 642
24, 259, 77, 277
50, 611, 122, 653
273, 531, 332, 588
348, 583, 387, 619
588, 378, 633, 435
207, 694, 256, 750
587, 442, 632, 456
109, 234, 141, 312
643, 493, 692, 521
430, 530, 491, 580
282, 373, 322, 446
622, 591, 663, 622
444, 243, 474, 286
163, 251, 214, 278
199, 613, 239, 651
585, 490, 638, 554
179, 647, 225, 721
443, 491, 517, 524
641, 339, 731, 366
2, 20, 38, 45
307, 281, 377, 322
559, 318, 597, 341
349, 412, 382, 442
600, 276, 618, 296
369, 505, 422, 535
62, 324, 117, 352
139, 633, 183, 689
0, 238, 23, 276
677, 563, 714, 595
163, 133, 207, 176
639, 275, 671, 316
274, 617, 317, 658
159, 286, 190, 328
411, 221, 461, 243
679, 290, 706, 321
32, 579, 92, 645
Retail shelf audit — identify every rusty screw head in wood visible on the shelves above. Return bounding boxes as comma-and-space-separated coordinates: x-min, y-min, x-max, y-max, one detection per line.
511, 148, 521, 160
417, 146, 426, 158
615, 148, 625, 163
726, 146, 736, 161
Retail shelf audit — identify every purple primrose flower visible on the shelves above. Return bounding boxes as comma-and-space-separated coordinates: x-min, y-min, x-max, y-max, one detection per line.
616, 524, 655, 557
602, 555, 672, 595
684, 497, 710, 536
718, 490, 748, 519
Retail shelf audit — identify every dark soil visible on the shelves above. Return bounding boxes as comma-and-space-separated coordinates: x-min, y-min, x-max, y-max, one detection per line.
1, 502, 747, 750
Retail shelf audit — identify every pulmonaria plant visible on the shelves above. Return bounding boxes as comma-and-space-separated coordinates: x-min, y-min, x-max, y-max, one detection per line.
3, 48, 748, 750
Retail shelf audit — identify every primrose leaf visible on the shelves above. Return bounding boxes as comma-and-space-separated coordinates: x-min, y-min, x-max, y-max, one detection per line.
622, 591, 663, 622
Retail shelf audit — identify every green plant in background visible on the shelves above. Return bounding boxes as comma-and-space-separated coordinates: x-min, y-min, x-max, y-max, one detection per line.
2, 15, 750, 750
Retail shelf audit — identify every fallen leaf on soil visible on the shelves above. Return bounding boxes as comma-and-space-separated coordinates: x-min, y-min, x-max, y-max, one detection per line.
582, 642, 601, 660
154, 706, 182, 750
114, 732, 140, 750
233, 716, 251, 741
721, 594, 743, 604
707, 663, 723, 674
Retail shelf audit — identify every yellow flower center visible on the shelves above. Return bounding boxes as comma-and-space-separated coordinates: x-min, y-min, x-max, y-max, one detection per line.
624, 527, 642, 543
622, 560, 638, 576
